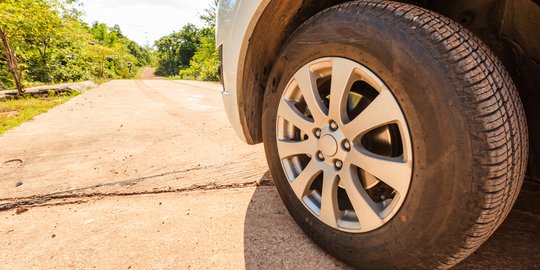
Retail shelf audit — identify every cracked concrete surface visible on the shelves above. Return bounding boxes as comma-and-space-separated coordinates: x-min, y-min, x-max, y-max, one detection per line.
0, 79, 538, 269
0, 80, 267, 200
0, 79, 350, 269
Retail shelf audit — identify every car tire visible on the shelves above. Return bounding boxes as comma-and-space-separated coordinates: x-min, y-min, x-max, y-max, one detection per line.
261, 1, 528, 269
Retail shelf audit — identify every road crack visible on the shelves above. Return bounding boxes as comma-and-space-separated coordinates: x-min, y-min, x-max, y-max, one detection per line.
0, 159, 273, 212
0, 177, 274, 212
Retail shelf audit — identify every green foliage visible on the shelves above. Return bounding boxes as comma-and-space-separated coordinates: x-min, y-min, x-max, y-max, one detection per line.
86, 22, 146, 79
154, 24, 200, 77
156, 0, 220, 82
0, 0, 152, 89
0, 61, 12, 90
179, 28, 219, 81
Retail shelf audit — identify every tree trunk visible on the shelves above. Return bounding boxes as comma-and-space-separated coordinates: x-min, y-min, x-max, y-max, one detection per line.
0, 28, 24, 95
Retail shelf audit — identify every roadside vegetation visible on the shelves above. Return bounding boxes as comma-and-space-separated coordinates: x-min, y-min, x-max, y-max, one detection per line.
0, 0, 151, 135
0, 0, 152, 95
154, 0, 219, 82
0, 0, 219, 135
0, 91, 79, 135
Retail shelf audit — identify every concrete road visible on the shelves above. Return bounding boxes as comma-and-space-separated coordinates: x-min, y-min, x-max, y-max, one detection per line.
0, 80, 538, 269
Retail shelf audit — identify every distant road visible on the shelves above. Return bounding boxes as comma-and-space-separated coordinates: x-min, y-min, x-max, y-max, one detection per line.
139, 67, 163, 80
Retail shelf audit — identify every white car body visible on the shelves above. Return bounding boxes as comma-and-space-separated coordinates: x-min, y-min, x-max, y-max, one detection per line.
216, 0, 269, 143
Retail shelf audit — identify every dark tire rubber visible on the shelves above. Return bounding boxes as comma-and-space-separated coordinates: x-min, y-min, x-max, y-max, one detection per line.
261, 1, 528, 269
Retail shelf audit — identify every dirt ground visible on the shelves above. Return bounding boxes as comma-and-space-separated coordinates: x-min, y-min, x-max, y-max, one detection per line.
0, 78, 538, 269
139, 68, 163, 80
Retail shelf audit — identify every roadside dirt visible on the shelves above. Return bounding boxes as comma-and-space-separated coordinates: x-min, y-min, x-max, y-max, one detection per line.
0, 79, 538, 269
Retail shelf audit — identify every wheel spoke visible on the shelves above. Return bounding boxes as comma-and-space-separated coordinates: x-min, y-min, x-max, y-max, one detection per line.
329, 58, 357, 123
290, 159, 321, 198
278, 99, 314, 134
340, 168, 384, 229
342, 89, 405, 139
277, 139, 317, 158
319, 168, 340, 227
277, 57, 413, 233
294, 65, 327, 124
348, 148, 411, 195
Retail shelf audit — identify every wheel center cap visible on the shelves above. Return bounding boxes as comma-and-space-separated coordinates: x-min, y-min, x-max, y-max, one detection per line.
319, 134, 338, 157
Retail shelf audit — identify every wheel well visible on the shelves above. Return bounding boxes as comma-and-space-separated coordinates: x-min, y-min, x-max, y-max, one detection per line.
241, 0, 539, 181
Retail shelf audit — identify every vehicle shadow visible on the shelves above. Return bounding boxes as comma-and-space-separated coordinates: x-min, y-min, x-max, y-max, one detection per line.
243, 173, 540, 269
455, 181, 540, 269
243, 171, 351, 270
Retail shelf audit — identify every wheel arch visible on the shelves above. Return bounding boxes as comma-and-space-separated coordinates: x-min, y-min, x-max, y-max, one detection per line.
240, 0, 343, 144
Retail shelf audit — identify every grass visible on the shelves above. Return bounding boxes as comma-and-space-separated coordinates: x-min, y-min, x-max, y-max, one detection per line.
0, 92, 80, 136
92, 78, 109, 85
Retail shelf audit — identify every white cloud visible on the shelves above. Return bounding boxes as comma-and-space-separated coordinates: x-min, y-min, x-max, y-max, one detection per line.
80, 0, 213, 46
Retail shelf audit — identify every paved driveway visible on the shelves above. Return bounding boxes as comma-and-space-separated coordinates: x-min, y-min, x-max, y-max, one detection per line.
0, 80, 538, 269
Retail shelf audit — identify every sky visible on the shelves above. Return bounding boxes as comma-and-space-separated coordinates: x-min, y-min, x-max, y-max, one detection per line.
80, 0, 214, 46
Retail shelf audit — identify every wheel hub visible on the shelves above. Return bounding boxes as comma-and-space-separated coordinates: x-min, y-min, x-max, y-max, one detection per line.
319, 134, 338, 157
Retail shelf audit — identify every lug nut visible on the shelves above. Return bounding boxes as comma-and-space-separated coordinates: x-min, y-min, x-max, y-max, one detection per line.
317, 151, 325, 161
335, 160, 343, 170
343, 140, 351, 151
330, 121, 338, 131
314, 129, 321, 138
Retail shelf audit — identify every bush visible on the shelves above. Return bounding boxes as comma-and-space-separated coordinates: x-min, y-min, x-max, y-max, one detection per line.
0, 1, 152, 89
179, 29, 219, 81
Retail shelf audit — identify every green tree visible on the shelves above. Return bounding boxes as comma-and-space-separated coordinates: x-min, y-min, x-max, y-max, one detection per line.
87, 22, 135, 79
179, 28, 219, 81
0, 0, 64, 94
154, 24, 199, 77
0, 60, 13, 90
178, 0, 219, 81
0, 27, 23, 94
46, 19, 96, 82
0, 0, 150, 91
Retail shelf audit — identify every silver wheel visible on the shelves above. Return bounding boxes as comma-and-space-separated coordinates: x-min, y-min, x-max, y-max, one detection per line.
276, 57, 413, 233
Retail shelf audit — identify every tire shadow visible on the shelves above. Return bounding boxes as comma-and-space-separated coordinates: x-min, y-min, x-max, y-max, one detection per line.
243, 171, 351, 269
244, 173, 540, 269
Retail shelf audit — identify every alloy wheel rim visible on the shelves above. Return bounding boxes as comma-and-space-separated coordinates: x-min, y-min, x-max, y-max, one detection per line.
276, 57, 413, 233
